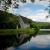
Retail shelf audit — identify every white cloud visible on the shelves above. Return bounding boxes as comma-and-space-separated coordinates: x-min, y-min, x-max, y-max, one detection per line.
8, 6, 50, 22
8, 0, 50, 22
34, 0, 49, 4
27, 10, 49, 22
8, 7, 17, 14
23, 0, 49, 6
47, 17, 50, 22
20, 8, 49, 22
19, 7, 33, 17
11, 0, 49, 7
25, 0, 49, 4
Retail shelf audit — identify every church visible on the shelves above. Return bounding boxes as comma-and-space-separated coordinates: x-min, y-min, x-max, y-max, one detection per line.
16, 15, 30, 29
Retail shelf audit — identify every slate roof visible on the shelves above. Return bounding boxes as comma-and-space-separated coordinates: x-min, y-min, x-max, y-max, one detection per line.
20, 16, 32, 24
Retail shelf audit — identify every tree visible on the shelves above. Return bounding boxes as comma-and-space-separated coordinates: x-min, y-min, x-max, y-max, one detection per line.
0, 0, 48, 11
0, 0, 12, 11
0, 10, 19, 29
0, 0, 27, 11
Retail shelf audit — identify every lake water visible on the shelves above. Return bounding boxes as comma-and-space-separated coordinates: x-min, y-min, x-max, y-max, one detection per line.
7, 35, 50, 50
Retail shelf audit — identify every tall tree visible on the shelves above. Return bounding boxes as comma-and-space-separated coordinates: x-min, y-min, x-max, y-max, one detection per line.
0, 0, 26, 11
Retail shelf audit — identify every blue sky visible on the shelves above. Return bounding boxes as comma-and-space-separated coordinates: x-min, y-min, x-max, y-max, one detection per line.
16, 3, 46, 16
8, 0, 50, 22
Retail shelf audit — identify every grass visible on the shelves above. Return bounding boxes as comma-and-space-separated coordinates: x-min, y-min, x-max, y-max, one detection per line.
0, 29, 16, 35
0, 28, 38, 36
38, 31, 50, 35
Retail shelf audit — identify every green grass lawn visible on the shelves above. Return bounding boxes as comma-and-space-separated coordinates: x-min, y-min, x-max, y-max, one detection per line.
0, 28, 38, 36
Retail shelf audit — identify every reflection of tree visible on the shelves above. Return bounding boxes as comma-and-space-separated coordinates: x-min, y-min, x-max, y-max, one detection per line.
0, 34, 32, 50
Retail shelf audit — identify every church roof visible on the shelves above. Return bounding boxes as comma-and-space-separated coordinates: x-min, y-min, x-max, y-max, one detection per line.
20, 16, 31, 24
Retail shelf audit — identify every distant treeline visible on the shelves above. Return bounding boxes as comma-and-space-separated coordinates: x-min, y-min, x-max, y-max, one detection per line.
32, 22, 50, 29
40, 24, 50, 29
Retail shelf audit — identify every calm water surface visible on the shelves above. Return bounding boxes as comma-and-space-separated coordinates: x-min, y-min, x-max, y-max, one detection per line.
7, 35, 50, 50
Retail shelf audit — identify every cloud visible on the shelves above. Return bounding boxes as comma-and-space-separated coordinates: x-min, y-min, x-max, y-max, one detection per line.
8, 5, 49, 22
8, 7, 17, 15
34, 0, 49, 4
19, 7, 34, 17
19, 7, 49, 22
8, 0, 49, 22
47, 17, 50, 22
25, 0, 49, 6
11, 0, 49, 8
28, 10, 48, 22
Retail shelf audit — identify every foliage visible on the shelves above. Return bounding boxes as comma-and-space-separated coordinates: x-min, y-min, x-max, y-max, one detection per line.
0, 10, 18, 23
0, 28, 37, 35
17, 28, 37, 35
0, 0, 45, 11
30, 23, 38, 28
0, 0, 27, 11
0, 10, 18, 29
32, 22, 50, 29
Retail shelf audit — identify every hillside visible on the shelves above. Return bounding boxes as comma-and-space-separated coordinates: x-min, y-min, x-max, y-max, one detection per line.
0, 10, 33, 29
0, 10, 19, 29
0, 10, 18, 23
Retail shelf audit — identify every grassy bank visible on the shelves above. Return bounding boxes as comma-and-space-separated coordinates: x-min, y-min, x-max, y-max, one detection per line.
38, 31, 50, 35
0, 28, 38, 35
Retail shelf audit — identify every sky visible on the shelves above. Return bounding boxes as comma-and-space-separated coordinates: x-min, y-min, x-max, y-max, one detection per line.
8, 0, 50, 22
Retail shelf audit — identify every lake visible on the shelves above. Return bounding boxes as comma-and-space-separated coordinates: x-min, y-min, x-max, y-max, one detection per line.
7, 34, 50, 50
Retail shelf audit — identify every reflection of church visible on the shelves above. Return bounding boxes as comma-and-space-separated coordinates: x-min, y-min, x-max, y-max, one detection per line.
0, 34, 32, 50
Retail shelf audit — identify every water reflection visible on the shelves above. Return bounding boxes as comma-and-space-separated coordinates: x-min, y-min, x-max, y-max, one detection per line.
0, 34, 32, 50
15, 35, 50, 50
7, 47, 15, 50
